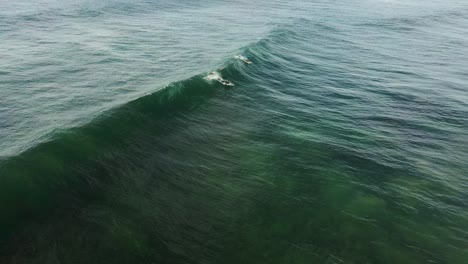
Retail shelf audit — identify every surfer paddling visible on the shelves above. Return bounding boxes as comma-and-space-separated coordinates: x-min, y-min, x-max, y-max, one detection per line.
217, 77, 234, 87
235, 55, 252, 65
207, 71, 234, 87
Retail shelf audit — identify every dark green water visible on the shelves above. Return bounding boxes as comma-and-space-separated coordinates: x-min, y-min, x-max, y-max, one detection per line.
1, 0, 468, 263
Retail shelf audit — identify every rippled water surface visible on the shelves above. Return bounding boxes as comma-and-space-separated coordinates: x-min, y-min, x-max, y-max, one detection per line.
1, 0, 468, 263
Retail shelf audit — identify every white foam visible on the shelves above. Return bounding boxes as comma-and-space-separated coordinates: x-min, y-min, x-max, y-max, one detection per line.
206, 71, 222, 81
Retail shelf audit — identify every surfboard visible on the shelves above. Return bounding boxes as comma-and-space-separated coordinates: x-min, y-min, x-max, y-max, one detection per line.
235, 55, 253, 65
217, 79, 235, 87
207, 71, 234, 86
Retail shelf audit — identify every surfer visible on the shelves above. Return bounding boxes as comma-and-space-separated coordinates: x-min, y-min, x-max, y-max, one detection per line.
217, 78, 234, 86
208, 71, 234, 86
241, 58, 252, 64
222, 80, 234, 86
235, 55, 253, 65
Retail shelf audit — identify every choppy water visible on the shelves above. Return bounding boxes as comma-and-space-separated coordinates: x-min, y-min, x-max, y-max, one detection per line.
1, 0, 468, 263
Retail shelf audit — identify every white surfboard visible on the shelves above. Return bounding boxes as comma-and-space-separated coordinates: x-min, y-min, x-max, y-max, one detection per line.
217, 78, 235, 87
207, 71, 235, 86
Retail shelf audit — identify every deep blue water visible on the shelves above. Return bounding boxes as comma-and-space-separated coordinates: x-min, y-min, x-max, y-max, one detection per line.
1, 0, 468, 263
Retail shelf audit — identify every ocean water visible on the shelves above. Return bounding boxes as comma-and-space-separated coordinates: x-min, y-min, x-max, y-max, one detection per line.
1, 0, 468, 263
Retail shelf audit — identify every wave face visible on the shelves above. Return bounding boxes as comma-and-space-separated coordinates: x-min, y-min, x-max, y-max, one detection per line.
1, 0, 468, 263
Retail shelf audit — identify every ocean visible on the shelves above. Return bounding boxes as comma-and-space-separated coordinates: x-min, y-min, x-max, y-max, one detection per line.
1, 0, 468, 263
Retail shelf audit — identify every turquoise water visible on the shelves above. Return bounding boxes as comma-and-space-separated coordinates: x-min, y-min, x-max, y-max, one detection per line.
1, 0, 468, 263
